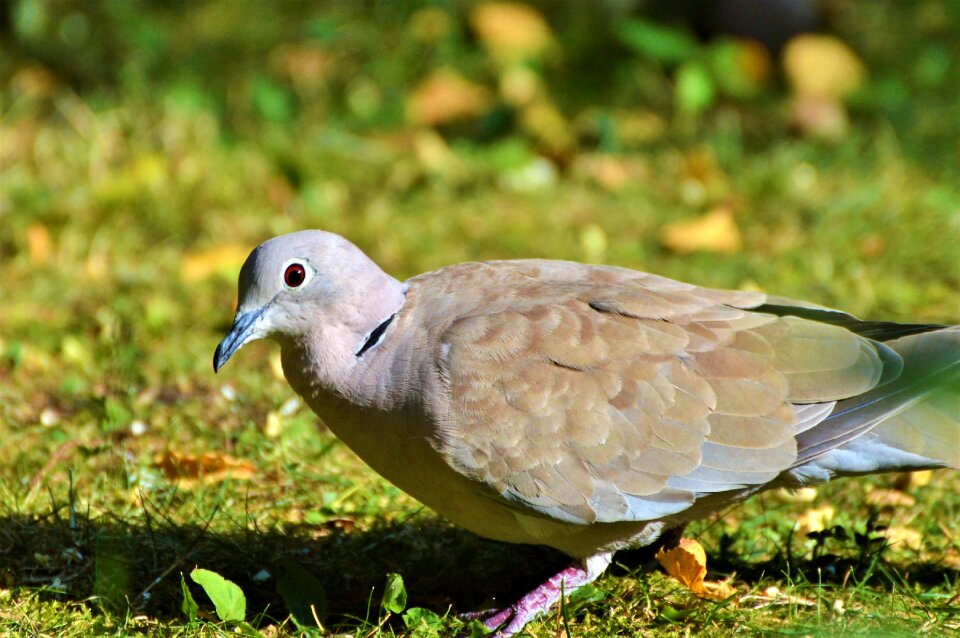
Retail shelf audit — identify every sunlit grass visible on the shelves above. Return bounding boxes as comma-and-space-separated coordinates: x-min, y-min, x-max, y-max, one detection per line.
2, 2, 959, 636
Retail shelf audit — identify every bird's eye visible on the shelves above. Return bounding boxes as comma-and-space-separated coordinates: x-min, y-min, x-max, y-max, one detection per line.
284, 263, 307, 288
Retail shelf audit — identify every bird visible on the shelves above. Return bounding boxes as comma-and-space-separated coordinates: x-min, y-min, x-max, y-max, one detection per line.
214, 229, 959, 636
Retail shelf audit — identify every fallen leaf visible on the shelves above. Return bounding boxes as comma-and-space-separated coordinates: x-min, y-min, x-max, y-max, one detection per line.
153, 451, 256, 486
858, 233, 886, 259
519, 100, 575, 155
661, 206, 742, 254
264, 411, 283, 439
269, 350, 286, 381
11, 65, 57, 100
656, 538, 736, 601
407, 69, 489, 126
773, 487, 819, 503
790, 96, 849, 141
908, 470, 934, 488
412, 130, 457, 173
782, 34, 867, 100
865, 488, 916, 508
883, 526, 923, 551
571, 154, 648, 192
579, 224, 608, 263
181, 244, 250, 282
268, 42, 332, 94
733, 38, 773, 87
469, 2, 553, 63
499, 65, 541, 107
741, 585, 817, 609
26, 223, 52, 264
795, 504, 835, 534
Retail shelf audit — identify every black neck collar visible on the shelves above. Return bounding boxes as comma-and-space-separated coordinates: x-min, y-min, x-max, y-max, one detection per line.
355, 313, 396, 358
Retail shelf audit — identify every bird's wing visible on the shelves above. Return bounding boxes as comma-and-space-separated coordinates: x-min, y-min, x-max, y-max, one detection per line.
433, 272, 889, 525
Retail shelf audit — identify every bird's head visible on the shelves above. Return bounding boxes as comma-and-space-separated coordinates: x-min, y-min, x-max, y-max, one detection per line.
213, 230, 401, 372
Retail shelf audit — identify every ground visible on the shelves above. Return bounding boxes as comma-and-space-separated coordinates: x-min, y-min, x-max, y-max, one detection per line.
1, 2, 959, 636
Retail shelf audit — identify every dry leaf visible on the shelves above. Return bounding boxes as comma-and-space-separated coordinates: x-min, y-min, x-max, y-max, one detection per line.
181, 244, 250, 282
661, 206, 742, 254
773, 487, 819, 503
733, 38, 773, 87
269, 350, 286, 381
656, 538, 736, 601
499, 65, 541, 107
865, 488, 916, 508
741, 585, 816, 609
790, 96, 849, 141
407, 69, 489, 126
413, 130, 457, 173
858, 233, 886, 259
264, 411, 283, 439
795, 504, 835, 534
782, 34, 867, 100
571, 154, 640, 192
470, 2, 553, 63
153, 451, 256, 486
519, 100, 575, 155
268, 42, 332, 93
11, 65, 57, 100
883, 526, 923, 551
908, 470, 933, 488
26, 223, 52, 265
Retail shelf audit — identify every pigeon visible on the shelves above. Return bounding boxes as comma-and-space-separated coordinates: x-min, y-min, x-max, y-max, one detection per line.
214, 230, 959, 636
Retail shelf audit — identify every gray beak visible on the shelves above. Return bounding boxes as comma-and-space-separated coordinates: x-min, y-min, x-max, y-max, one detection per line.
213, 307, 265, 372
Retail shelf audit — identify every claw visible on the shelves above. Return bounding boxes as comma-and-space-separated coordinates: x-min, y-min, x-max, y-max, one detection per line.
458, 552, 612, 637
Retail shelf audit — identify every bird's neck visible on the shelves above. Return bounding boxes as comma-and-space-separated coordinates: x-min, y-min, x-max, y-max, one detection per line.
281, 272, 411, 410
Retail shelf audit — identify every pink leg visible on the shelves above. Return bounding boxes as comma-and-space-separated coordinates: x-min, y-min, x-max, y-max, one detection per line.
465, 552, 612, 637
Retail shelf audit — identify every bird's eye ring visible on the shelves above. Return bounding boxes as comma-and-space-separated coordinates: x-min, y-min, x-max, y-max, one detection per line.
284, 263, 307, 288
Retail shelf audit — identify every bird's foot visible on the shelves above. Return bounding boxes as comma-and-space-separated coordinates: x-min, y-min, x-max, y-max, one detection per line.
460, 552, 612, 637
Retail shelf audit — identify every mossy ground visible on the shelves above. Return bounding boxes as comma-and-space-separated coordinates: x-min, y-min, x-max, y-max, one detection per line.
2, 2, 959, 636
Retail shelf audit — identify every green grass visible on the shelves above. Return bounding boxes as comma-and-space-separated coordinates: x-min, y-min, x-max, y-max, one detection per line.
2, 2, 960, 636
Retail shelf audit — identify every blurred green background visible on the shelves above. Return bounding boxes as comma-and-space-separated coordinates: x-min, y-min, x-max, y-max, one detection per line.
1, 1, 959, 636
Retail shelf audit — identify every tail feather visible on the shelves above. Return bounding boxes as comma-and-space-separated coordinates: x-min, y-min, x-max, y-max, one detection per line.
871, 384, 960, 467
791, 327, 960, 481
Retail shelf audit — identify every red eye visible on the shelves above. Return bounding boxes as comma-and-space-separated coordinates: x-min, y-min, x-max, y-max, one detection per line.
284, 263, 306, 288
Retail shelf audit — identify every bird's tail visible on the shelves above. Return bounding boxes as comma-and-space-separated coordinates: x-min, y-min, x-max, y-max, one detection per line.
792, 327, 960, 482
868, 326, 959, 467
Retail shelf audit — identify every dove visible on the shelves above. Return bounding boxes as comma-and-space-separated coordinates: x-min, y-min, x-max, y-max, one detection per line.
214, 230, 959, 636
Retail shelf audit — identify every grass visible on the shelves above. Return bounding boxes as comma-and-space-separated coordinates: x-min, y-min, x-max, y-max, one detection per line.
2, 2, 960, 636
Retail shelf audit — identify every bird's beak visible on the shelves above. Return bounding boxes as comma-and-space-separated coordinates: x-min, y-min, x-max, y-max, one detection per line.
214, 306, 266, 372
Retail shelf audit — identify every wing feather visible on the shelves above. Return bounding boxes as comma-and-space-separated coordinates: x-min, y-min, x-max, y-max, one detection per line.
429, 264, 891, 524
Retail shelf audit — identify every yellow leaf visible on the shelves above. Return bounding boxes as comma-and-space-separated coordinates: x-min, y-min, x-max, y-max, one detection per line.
661, 206, 742, 254
795, 504, 835, 534
264, 411, 283, 439
579, 224, 608, 263
773, 487, 819, 503
883, 526, 923, 551
789, 96, 849, 141
733, 38, 773, 87
657, 538, 707, 591
908, 470, 933, 488
782, 34, 866, 100
519, 100, 575, 155
407, 69, 489, 126
153, 451, 256, 487
656, 538, 736, 601
181, 244, 249, 282
469, 2, 553, 63
26, 223, 52, 265
701, 579, 737, 601
865, 488, 916, 508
